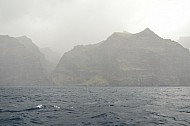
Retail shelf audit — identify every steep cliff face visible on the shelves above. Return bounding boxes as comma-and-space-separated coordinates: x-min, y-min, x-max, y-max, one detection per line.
53, 28, 190, 86
16, 36, 53, 74
0, 35, 50, 86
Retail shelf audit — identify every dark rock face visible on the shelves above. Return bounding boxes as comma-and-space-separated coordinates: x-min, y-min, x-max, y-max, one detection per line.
53, 28, 190, 86
0, 35, 50, 86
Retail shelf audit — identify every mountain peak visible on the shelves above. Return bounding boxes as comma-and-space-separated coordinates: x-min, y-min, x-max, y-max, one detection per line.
20, 35, 27, 38
108, 28, 161, 41
136, 28, 161, 39
144, 28, 151, 31
17, 35, 31, 40
140, 28, 155, 34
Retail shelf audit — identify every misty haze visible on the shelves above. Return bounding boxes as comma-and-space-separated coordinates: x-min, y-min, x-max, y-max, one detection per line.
1, 0, 190, 125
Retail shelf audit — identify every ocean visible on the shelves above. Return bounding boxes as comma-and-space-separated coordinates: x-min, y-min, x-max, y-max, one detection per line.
0, 86, 190, 126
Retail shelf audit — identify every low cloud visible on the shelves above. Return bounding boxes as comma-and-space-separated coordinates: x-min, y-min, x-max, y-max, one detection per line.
0, 0, 190, 54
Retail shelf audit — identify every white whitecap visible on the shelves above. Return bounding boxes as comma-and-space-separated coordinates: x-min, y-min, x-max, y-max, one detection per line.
36, 104, 43, 108
54, 105, 60, 109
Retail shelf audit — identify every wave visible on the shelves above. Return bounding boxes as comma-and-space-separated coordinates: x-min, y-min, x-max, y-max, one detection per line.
0, 104, 60, 113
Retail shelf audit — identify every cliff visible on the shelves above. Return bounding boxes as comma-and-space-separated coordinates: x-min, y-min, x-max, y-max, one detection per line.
52, 28, 190, 86
0, 35, 50, 86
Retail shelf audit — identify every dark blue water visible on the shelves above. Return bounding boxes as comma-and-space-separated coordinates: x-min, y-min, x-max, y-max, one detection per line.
1, 87, 190, 126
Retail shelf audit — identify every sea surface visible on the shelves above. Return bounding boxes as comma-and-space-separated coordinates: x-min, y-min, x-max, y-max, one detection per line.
0, 87, 190, 126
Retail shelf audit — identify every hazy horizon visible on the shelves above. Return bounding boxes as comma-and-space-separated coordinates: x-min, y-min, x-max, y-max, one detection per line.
0, 0, 190, 54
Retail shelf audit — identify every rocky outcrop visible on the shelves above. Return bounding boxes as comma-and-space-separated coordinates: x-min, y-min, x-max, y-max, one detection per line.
52, 28, 190, 86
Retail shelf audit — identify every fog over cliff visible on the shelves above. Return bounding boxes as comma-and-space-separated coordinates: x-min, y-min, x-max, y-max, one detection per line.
0, 0, 190, 53
1, 0, 190, 86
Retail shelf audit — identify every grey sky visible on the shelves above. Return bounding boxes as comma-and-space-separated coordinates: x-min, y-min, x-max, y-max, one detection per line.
0, 0, 190, 54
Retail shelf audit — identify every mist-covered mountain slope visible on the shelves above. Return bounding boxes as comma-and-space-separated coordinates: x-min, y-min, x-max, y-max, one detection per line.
0, 35, 50, 86
16, 36, 54, 74
52, 28, 190, 86
40, 47, 61, 73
